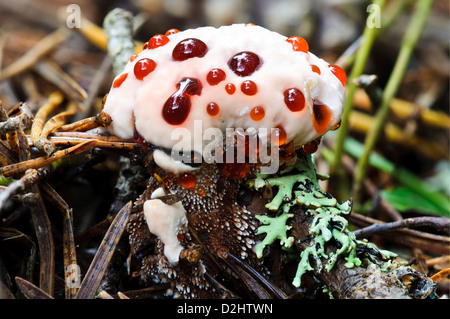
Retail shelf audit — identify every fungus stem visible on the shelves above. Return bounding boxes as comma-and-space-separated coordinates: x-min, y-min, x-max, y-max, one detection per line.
353, 0, 434, 201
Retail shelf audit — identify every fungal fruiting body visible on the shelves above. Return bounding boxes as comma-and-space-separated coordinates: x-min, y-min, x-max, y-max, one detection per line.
143, 188, 188, 265
102, 24, 346, 176
103, 24, 347, 298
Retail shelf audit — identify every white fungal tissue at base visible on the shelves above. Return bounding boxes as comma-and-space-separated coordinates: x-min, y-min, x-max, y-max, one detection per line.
143, 198, 188, 265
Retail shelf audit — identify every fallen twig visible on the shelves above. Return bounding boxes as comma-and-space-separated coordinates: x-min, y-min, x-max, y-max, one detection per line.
354, 216, 450, 239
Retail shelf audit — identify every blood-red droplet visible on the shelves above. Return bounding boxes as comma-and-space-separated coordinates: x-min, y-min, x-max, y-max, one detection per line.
177, 233, 184, 241
284, 88, 305, 112
177, 172, 197, 189
134, 58, 157, 80
228, 51, 261, 77
206, 102, 220, 116
162, 78, 202, 125
177, 77, 202, 96
206, 68, 226, 86
280, 141, 295, 158
113, 73, 128, 88
271, 126, 287, 146
225, 83, 236, 95
302, 140, 319, 154
286, 36, 309, 53
241, 80, 258, 95
172, 38, 208, 61
162, 93, 191, 125
148, 34, 170, 49
311, 65, 321, 75
250, 106, 265, 121
312, 99, 332, 135
220, 162, 251, 180
165, 28, 180, 36
133, 128, 150, 152
328, 64, 347, 86
130, 54, 138, 62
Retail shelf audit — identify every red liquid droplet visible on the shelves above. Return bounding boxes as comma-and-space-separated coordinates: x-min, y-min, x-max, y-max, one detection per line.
134, 58, 157, 80
113, 73, 128, 88
220, 162, 251, 180
284, 88, 305, 112
331, 120, 341, 131
286, 36, 309, 53
177, 233, 184, 241
130, 54, 138, 62
311, 65, 321, 75
143, 42, 148, 50
302, 140, 319, 154
133, 128, 150, 152
328, 64, 347, 86
241, 80, 258, 95
172, 38, 208, 61
206, 102, 220, 116
280, 141, 295, 158
250, 106, 265, 121
177, 172, 197, 189
165, 28, 180, 36
312, 99, 332, 135
148, 34, 170, 49
271, 126, 287, 146
206, 68, 226, 85
225, 83, 236, 95
177, 77, 203, 96
163, 94, 191, 125
163, 78, 202, 125
228, 51, 261, 77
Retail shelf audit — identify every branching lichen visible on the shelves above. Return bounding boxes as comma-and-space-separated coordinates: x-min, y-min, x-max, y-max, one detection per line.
254, 213, 294, 258
252, 153, 397, 288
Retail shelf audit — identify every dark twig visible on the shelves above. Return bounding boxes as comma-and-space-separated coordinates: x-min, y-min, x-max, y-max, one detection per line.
354, 216, 450, 239
227, 252, 287, 299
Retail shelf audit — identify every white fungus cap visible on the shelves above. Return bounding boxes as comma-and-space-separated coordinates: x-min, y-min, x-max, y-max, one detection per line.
103, 24, 346, 173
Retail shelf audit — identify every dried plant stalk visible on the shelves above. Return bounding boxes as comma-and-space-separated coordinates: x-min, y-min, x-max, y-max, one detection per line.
76, 202, 131, 299
0, 139, 97, 176
30, 91, 64, 155
15, 277, 53, 299
41, 102, 78, 138
0, 28, 69, 80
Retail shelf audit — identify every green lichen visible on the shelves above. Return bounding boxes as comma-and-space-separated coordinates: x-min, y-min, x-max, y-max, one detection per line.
254, 213, 294, 258
252, 154, 395, 288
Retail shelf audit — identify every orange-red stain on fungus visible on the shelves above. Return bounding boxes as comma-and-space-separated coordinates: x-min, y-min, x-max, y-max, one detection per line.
312, 99, 332, 135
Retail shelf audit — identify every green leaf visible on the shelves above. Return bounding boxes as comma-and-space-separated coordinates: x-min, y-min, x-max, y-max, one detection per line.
380, 187, 450, 217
